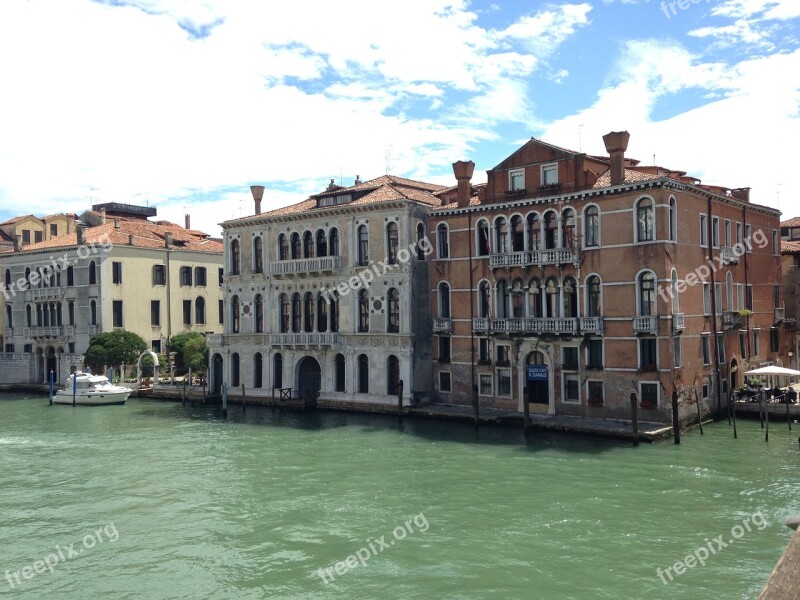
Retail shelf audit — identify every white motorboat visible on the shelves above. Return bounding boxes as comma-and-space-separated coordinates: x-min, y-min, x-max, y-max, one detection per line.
53, 372, 132, 406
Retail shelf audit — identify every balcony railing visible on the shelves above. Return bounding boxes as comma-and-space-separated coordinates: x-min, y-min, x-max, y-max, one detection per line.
672, 313, 685, 332
720, 246, 737, 263
24, 326, 65, 338
489, 247, 578, 269
271, 332, 341, 346
775, 307, 785, 323
489, 251, 529, 269
532, 248, 578, 265
207, 334, 224, 347
579, 317, 603, 334
723, 311, 746, 330
472, 317, 579, 335
87, 325, 99, 335
633, 316, 658, 334
3, 327, 14, 338
433, 318, 452, 333
269, 256, 342, 276
28, 287, 65, 301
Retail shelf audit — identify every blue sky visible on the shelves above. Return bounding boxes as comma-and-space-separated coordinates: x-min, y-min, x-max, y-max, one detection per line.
0, 0, 798, 236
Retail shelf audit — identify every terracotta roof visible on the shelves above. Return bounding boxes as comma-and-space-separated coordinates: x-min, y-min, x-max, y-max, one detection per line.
0, 214, 39, 226
781, 217, 800, 228
438, 197, 483, 210
40, 213, 74, 221
782, 240, 800, 254
593, 168, 662, 188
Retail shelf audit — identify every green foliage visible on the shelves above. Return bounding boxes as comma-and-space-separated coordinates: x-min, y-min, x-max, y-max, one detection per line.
183, 336, 208, 375
138, 352, 168, 377
85, 330, 147, 372
168, 331, 207, 375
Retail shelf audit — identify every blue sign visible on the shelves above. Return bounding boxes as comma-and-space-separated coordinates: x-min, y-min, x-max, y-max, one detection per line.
526, 365, 548, 381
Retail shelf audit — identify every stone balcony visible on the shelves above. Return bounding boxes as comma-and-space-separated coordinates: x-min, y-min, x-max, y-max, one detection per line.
723, 311, 747, 330
473, 317, 581, 335
775, 307, 785, 323
672, 313, 685, 333
269, 256, 342, 277
23, 326, 66, 339
433, 318, 452, 333
489, 247, 578, 269
26, 287, 65, 301
721, 246, 738, 263
632, 316, 658, 335
270, 332, 342, 347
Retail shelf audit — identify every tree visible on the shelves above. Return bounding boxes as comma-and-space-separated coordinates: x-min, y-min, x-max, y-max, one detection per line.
85, 330, 147, 373
168, 331, 206, 374
183, 336, 208, 375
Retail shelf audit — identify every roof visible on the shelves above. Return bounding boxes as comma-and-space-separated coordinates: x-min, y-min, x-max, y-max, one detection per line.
0, 214, 40, 226
781, 217, 800, 228
593, 168, 662, 188
782, 241, 800, 254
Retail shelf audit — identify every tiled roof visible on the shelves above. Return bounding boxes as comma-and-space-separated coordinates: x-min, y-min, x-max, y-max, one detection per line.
0, 214, 39, 226
593, 168, 662, 188
781, 217, 800, 228
782, 240, 800, 254
438, 197, 483, 210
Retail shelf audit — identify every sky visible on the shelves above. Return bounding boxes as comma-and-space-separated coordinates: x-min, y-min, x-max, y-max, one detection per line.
0, 0, 798, 238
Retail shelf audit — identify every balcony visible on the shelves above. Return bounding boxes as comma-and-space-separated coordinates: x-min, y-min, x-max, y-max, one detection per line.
433, 318, 452, 333
723, 311, 747, 330
269, 256, 342, 277
721, 246, 738, 263
87, 325, 99, 335
207, 334, 224, 347
489, 251, 529, 269
23, 326, 65, 339
271, 332, 341, 347
579, 317, 604, 334
27, 287, 64, 301
472, 317, 578, 335
488, 247, 578, 269
473, 317, 490, 333
3, 327, 13, 338
672, 313, 685, 333
504, 188, 527, 199
633, 316, 658, 335
775, 307, 785, 323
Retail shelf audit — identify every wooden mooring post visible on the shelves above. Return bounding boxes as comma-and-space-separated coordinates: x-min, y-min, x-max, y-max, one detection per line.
732, 394, 738, 439
472, 384, 480, 427
202, 379, 206, 405
785, 396, 792, 431
397, 380, 404, 422
766, 393, 770, 443
182, 377, 187, 406
630, 393, 639, 447
49, 370, 54, 406
222, 382, 228, 418
760, 389, 766, 429
671, 391, 680, 444
524, 384, 531, 436
694, 387, 704, 435
241, 383, 246, 413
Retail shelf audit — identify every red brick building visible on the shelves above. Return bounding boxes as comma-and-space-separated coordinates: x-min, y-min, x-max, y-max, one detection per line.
428, 132, 783, 423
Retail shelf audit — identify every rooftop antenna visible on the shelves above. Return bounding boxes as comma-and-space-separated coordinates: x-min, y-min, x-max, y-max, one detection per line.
653, 154, 656, 166
90, 187, 98, 203
385, 145, 393, 174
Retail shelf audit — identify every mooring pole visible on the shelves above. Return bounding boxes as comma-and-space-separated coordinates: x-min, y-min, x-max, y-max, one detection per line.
694, 387, 703, 435
671, 390, 680, 445
786, 395, 792, 431
765, 394, 770, 443
760, 389, 765, 429
222, 382, 228, 418
49, 370, 54, 405
241, 383, 246, 413
732, 393, 738, 439
397, 380, 404, 422
524, 383, 531, 436
72, 371, 76, 407
182, 377, 187, 406
630, 393, 639, 447
202, 379, 206, 405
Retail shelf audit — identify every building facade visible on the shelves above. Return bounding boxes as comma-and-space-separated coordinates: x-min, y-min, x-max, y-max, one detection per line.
1, 204, 223, 384
429, 132, 784, 423
780, 218, 800, 370
208, 177, 440, 405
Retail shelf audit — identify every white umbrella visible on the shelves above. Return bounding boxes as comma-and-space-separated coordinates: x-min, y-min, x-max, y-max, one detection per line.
744, 366, 800, 376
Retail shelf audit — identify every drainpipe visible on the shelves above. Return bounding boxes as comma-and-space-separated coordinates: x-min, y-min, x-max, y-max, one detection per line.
707, 195, 722, 414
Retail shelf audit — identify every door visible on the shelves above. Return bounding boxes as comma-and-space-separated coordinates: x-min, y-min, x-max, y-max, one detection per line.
297, 357, 321, 399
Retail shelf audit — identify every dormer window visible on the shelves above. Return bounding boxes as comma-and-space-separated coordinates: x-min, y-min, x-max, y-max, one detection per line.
317, 193, 352, 208
509, 169, 525, 192
541, 163, 558, 186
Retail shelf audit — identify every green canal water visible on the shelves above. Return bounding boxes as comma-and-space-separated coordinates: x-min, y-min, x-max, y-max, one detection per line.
1, 394, 798, 599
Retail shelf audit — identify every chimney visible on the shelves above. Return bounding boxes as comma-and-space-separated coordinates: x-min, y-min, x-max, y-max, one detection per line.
128, 234, 135, 246
452, 160, 475, 208
165, 232, 173, 249
76, 225, 86, 245
250, 185, 265, 215
114, 217, 121, 230
13, 235, 21, 252
100, 207, 106, 224
326, 178, 337, 191
602, 131, 630, 187
731, 187, 750, 203
185, 214, 191, 229
355, 175, 361, 186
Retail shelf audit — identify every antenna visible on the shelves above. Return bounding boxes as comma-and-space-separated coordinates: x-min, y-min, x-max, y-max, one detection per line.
385, 146, 393, 174
653, 154, 656, 166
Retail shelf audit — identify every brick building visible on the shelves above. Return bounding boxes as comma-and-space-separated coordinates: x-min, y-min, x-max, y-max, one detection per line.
780, 218, 800, 370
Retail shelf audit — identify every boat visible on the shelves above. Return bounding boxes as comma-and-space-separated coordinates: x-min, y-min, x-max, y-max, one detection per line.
53, 372, 132, 406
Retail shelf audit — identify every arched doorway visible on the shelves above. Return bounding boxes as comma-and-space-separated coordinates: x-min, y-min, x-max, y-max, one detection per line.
46, 347, 57, 384
525, 351, 550, 414
297, 356, 321, 399
211, 354, 223, 395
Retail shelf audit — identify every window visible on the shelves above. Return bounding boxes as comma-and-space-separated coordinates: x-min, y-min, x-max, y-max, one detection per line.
50, 224, 57, 237
66, 266, 74, 286
477, 220, 490, 256
218, 268, 224, 286
357, 225, 369, 266
303, 231, 314, 258
702, 382, 709, 400
22, 229, 30, 244
231, 353, 240, 388
25, 304, 31, 326
510, 169, 524, 191
711, 216, 720, 248
669, 197, 677, 242
387, 355, 400, 395
588, 381, 604, 406
562, 347, 578, 369
479, 374, 492, 396
587, 339, 603, 369
335, 354, 346, 392
511, 216, 524, 251
330, 292, 339, 332
544, 211, 557, 249
640, 338, 657, 370
717, 333, 725, 362
439, 282, 451, 318
151, 300, 160, 326
253, 236, 263, 273
584, 206, 599, 247
724, 219, 731, 246
772, 230, 778, 255
774, 285, 781, 308
273, 353, 283, 389
255, 294, 264, 333
358, 290, 369, 332
527, 213, 540, 251
183, 300, 191, 325
673, 337, 682, 368
4, 269, 10, 287
291, 232, 301, 259
304, 292, 314, 332
253, 353, 263, 388
357, 354, 369, 393
700, 214, 708, 247
387, 288, 399, 333
641, 383, 658, 408
702, 334, 710, 364
4, 343, 14, 353
497, 368, 511, 396
68, 301, 75, 326
316, 230, 327, 258
770, 327, 779, 353
278, 234, 289, 260
5, 304, 11, 328
231, 295, 240, 333
195, 297, 205, 325
218, 299, 224, 324
416, 224, 426, 261
636, 198, 654, 242
541, 163, 558, 186
386, 223, 399, 265
437, 223, 449, 258
739, 331, 747, 359
90, 300, 97, 325
329, 228, 340, 257
746, 284, 753, 310
736, 222, 742, 246
192, 267, 205, 286
563, 373, 579, 403
639, 272, 656, 316
495, 217, 508, 254
497, 344, 510, 366
180, 266, 192, 286
292, 293, 301, 332
745, 224, 752, 253
151, 339, 161, 353
479, 338, 491, 364
562, 209, 576, 249
230, 239, 240, 275
438, 337, 451, 362
439, 372, 452, 393
279, 294, 289, 333
703, 283, 711, 315
152, 265, 166, 286
317, 294, 327, 332
112, 300, 123, 328
89, 261, 97, 284
34, 231, 42, 243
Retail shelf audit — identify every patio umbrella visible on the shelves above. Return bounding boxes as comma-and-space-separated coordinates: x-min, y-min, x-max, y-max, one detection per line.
744, 366, 800, 376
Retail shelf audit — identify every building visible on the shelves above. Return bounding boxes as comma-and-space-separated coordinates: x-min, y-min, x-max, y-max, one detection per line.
207, 177, 442, 404
428, 132, 784, 423
780, 217, 800, 370
1, 203, 223, 384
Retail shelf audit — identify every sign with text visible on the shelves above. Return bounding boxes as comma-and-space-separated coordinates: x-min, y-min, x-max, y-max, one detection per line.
526, 365, 548, 381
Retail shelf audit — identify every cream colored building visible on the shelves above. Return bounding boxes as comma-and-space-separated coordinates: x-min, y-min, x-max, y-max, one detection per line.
1, 203, 223, 384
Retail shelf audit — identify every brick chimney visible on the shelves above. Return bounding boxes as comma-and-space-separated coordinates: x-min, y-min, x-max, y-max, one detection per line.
602, 131, 630, 187
250, 185, 265, 215
100, 207, 106, 224
165, 232, 173, 249
13, 235, 21, 252
128, 234, 135, 246
731, 188, 750, 203
114, 217, 121, 230
185, 213, 191, 229
76, 225, 86, 245
452, 160, 475, 208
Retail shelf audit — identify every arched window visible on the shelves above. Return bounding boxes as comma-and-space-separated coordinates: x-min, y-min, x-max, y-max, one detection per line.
329, 228, 339, 256
253, 353, 263, 388
494, 217, 508, 254
639, 271, 656, 316
291, 293, 301, 332
671, 270, 679, 314
496, 279, 509, 319
636, 198, 655, 242
357, 225, 369, 266
528, 278, 543, 318
279, 294, 289, 332
303, 291, 314, 332
330, 291, 340, 332
26, 304, 32, 327
478, 280, 491, 318
669, 197, 677, 242
255, 294, 264, 333
357, 354, 369, 393
439, 282, 451, 318
387, 288, 399, 333
317, 293, 328, 331
586, 275, 601, 317
545, 278, 559, 318
387, 355, 400, 395
544, 211, 557, 249
231, 353, 240, 388
24, 267, 31, 288
726, 271, 733, 312
67, 265, 74, 286
68, 301, 74, 326
334, 354, 346, 392
386, 222, 399, 264
5, 305, 12, 328
511, 278, 525, 318
316, 229, 327, 257
195, 297, 205, 325
90, 300, 97, 325
231, 295, 240, 333
36, 304, 43, 326
563, 277, 577, 318
4, 269, 10, 287
416, 223, 426, 260
511, 215, 524, 251
230, 240, 240, 275
89, 261, 97, 284
273, 353, 283, 389
303, 231, 314, 258
290, 232, 301, 259
278, 234, 289, 260
562, 209, 576, 249
477, 220, 490, 256
358, 289, 369, 332
526, 213, 540, 251
584, 206, 599, 247
527, 351, 545, 365
253, 236, 263, 273
437, 223, 449, 259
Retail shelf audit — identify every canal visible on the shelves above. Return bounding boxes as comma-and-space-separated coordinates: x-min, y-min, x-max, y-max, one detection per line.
1, 394, 797, 599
